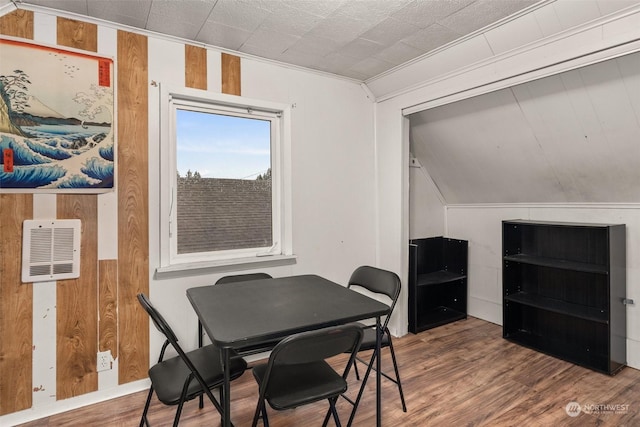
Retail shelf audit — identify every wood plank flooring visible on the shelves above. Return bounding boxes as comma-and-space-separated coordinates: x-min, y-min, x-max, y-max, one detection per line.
18, 317, 640, 426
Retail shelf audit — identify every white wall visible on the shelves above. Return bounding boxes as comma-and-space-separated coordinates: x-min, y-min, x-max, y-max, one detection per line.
145, 48, 378, 362
375, 0, 640, 351
242, 60, 377, 282
147, 48, 377, 353
408, 157, 445, 240
2, 12, 376, 427
445, 205, 640, 368
6, 1, 640, 424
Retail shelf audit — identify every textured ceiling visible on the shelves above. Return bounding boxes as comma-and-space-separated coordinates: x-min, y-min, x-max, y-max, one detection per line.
15, 0, 540, 81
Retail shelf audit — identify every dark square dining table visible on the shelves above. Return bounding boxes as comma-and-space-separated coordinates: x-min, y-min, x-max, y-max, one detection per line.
186, 274, 390, 427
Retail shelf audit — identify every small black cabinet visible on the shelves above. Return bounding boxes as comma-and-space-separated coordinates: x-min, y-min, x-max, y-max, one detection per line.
502, 220, 626, 375
409, 237, 468, 333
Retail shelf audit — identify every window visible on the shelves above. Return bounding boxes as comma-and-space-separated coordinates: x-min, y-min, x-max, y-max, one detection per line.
158, 86, 292, 271
175, 109, 273, 254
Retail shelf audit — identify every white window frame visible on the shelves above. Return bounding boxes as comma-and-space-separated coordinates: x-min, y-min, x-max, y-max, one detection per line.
157, 85, 293, 273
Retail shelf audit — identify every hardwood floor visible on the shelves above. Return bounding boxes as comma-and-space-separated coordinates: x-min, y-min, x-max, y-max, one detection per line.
18, 317, 640, 426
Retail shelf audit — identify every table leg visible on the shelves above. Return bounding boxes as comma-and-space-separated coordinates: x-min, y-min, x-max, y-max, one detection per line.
198, 321, 204, 409
376, 316, 381, 427
222, 346, 231, 427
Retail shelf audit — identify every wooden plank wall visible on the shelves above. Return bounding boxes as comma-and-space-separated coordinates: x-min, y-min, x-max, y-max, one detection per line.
56, 17, 99, 400
185, 45, 207, 90
56, 17, 118, 372
1, 9, 152, 415
0, 9, 34, 416
56, 196, 98, 398
221, 52, 241, 95
0, 8, 33, 39
0, 7, 237, 417
57, 17, 97, 51
0, 196, 33, 415
98, 260, 118, 358
116, 30, 149, 384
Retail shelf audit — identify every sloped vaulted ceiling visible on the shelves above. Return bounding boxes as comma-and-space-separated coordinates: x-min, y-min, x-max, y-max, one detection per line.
408, 51, 640, 204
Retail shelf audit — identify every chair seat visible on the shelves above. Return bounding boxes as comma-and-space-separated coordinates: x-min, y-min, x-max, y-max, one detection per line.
253, 361, 347, 410
354, 323, 390, 351
150, 344, 247, 406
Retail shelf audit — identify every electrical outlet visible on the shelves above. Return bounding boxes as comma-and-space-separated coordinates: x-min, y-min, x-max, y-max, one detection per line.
97, 350, 112, 372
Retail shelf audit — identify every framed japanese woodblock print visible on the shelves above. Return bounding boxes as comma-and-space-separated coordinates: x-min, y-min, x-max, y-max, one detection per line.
0, 37, 115, 192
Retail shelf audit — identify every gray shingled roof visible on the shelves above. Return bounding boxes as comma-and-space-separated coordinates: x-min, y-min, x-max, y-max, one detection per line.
177, 177, 272, 254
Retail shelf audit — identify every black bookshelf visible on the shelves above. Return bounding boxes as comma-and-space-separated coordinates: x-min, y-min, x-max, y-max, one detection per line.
409, 237, 467, 333
502, 220, 626, 375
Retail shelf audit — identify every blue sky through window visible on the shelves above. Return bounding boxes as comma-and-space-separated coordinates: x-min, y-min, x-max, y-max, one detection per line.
176, 109, 271, 179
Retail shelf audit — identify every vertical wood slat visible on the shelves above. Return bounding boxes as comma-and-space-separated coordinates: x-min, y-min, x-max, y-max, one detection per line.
55, 18, 100, 401
0, 9, 34, 39
98, 260, 118, 357
117, 30, 149, 384
56, 17, 97, 52
56, 196, 98, 399
0, 195, 33, 415
221, 53, 241, 95
0, 10, 34, 416
185, 45, 207, 90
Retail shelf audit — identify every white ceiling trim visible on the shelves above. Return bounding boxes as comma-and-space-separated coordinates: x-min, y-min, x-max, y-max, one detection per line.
398, 3, 640, 113
0, 1, 14, 15
366, 0, 552, 85
13, 0, 544, 81
403, 36, 640, 115
11, 2, 363, 84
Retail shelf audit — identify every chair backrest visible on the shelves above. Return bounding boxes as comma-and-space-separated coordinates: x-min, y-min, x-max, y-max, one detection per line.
270, 324, 363, 366
138, 293, 180, 345
261, 324, 363, 390
138, 293, 202, 371
348, 266, 401, 328
215, 273, 272, 285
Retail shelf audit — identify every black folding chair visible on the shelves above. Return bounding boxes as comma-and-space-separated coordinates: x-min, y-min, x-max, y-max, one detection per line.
195, 273, 273, 409
251, 324, 364, 427
198, 273, 273, 349
137, 293, 247, 427
344, 266, 407, 416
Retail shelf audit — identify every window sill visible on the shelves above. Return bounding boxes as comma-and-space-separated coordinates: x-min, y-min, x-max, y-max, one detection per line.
154, 254, 297, 279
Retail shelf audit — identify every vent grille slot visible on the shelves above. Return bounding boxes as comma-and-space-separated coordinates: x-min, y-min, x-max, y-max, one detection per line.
22, 220, 81, 283
30, 264, 52, 277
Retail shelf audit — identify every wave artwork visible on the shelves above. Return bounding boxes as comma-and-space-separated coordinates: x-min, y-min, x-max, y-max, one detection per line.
0, 37, 115, 191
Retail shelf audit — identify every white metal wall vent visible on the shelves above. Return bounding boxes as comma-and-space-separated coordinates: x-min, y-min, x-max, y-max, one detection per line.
22, 219, 81, 283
